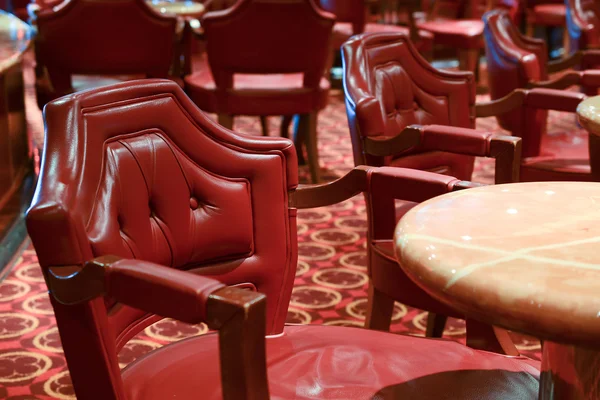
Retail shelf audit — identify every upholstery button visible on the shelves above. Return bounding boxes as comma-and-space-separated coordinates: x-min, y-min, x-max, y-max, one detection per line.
190, 197, 199, 210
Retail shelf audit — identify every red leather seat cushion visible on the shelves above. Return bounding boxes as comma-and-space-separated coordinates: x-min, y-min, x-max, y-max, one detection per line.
122, 325, 539, 399
184, 61, 330, 116
417, 19, 484, 48
332, 22, 434, 51
530, 4, 566, 26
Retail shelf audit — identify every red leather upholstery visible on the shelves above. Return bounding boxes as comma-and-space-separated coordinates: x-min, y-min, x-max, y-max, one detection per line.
319, 0, 433, 52
566, 0, 600, 52
122, 325, 540, 399
27, 79, 540, 399
342, 33, 475, 178
34, 0, 180, 108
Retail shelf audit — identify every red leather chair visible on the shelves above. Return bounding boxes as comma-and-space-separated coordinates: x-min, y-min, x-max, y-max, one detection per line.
34, 0, 181, 109
318, 0, 434, 56
566, 0, 600, 53
184, 0, 333, 183
342, 32, 593, 336
484, 9, 600, 180
414, 0, 487, 74
26, 79, 540, 399
525, 0, 566, 38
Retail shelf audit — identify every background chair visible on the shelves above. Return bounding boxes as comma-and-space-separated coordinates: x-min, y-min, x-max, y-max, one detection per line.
34, 0, 182, 109
525, 0, 567, 55
26, 78, 540, 399
343, 31, 592, 337
484, 9, 600, 180
343, 32, 523, 342
184, 0, 334, 183
566, 0, 600, 53
318, 0, 434, 58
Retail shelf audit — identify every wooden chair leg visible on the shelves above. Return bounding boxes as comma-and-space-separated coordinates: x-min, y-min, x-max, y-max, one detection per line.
304, 113, 321, 183
218, 114, 234, 130
292, 115, 306, 165
458, 49, 479, 77
425, 313, 447, 338
562, 27, 570, 56
365, 283, 394, 331
260, 116, 269, 136
526, 21, 535, 37
280, 115, 293, 138
465, 318, 520, 356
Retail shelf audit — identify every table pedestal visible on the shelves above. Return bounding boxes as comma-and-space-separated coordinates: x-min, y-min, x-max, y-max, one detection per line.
540, 342, 600, 399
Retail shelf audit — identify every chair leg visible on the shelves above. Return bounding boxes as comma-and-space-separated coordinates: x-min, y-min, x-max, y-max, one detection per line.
465, 318, 520, 356
304, 113, 321, 183
562, 27, 570, 56
458, 49, 479, 77
280, 115, 293, 138
292, 115, 306, 165
218, 114, 234, 129
425, 312, 447, 338
260, 116, 269, 136
294, 113, 320, 182
526, 21, 535, 37
365, 283, 394, 331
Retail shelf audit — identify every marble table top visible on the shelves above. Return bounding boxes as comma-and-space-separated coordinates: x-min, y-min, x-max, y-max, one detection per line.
577, 95, 600, 137
0, 11, 33, 74
394, 181, 600, 348
147, 0, 205, 17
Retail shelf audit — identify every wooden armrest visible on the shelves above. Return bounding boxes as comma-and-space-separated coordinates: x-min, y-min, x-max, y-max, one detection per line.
476, 87, 586, 116
528, 70, 600, 91
475, 89, 527, 118
368, 167, 477, 204
547, 51, 586, 73
48, 256, 270, 400
365, 125, 521, 184
289, 166, 371, 209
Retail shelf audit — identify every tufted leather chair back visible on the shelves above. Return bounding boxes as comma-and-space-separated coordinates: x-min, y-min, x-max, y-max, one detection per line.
35, 0, 178, 95
566, 0, 600, 52
318, 0, 367, 33
202, 0, 335, 89
26, 80, 299, 390
342, 32, 475, 166
483, 9, 548, 156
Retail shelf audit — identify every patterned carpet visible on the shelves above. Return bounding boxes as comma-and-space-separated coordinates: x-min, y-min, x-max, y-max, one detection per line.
0, 53, 589, 398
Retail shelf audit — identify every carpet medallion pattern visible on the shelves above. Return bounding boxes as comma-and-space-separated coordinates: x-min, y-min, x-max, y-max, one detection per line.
0, 58, 589, 398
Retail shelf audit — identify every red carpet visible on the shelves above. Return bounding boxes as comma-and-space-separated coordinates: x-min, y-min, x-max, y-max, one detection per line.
0, 55, 589, 398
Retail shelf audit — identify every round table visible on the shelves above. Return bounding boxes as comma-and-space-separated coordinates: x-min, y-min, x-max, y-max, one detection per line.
394, 181, 600, 399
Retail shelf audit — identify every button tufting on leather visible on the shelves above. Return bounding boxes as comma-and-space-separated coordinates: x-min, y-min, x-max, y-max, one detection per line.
189, 197, 199, 210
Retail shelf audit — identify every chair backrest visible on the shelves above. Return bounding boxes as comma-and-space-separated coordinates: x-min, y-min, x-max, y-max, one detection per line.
342, 32, 475, 166
35, 0, 178, 93
202, 0, 335, 89
483, 9, 548, 141
26, 79, 299, 397
318, 0, 367, 33
566, 0, 600, 52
